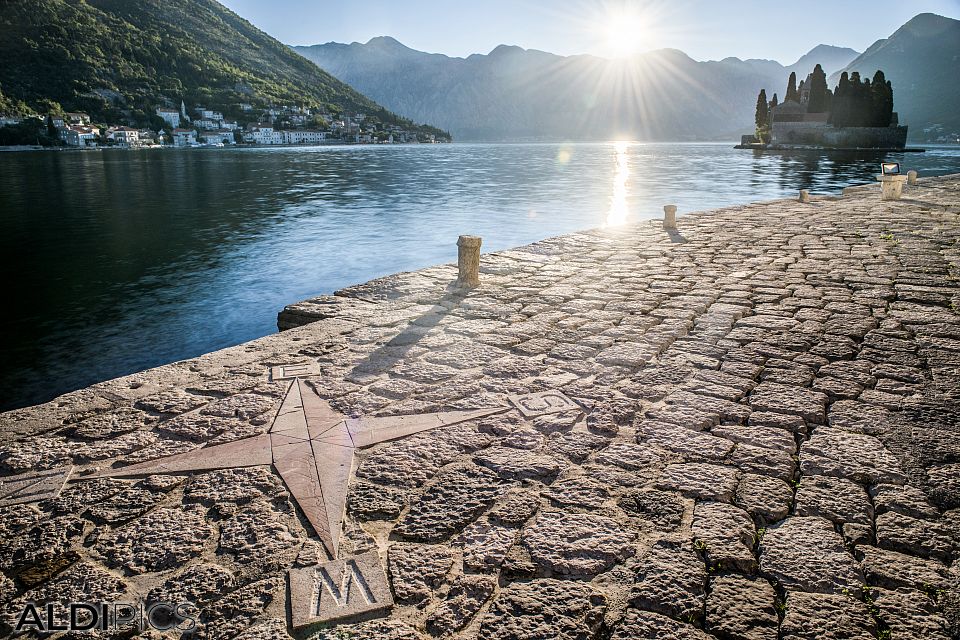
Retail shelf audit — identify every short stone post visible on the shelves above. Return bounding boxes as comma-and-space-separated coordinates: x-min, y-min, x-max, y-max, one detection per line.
663, 205, 677, 230
799, 190, 810, 203
456, 235, 482, 288
877, 174, 907, 201
907, 170, 918, 186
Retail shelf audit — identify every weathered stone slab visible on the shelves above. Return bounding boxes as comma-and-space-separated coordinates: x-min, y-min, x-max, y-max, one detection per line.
629, 540, 706, 624
706, 574, 779, 640
387, 543, 453, 604
426, 574, 496, 636
875, 511, 955, 561
611, 609, 715, 639
543, 476, 609, 508
735, 473, 793, 523
871, 588, 952, 640
664, 391, 751, 424
477, 579, 606, 640
593, 442, 664, 472
728, 443, 796, 482
800, 426, 907, 485
692, 501, 757, 572
289, 551, 393, 630
522, 511, 635, 575
394, 465, 505, 542
474, 446, 563, 481
618, 488, 686, 530
712, 423, 796, 452
780, 591, 876, 640
870, 482, 939, 519
859, 545, 951, 592
637, 420, 735, 460
795, 474, 873, 526
759, 516, 864, 594
749, 382, 828, 424
656, 463, 740, 502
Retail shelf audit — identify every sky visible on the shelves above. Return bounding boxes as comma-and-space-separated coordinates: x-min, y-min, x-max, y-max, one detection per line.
218, 0, 960, 63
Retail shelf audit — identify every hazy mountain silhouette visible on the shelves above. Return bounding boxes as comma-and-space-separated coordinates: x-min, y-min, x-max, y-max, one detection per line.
294, 37, 861, 141
831, 13, 960, 135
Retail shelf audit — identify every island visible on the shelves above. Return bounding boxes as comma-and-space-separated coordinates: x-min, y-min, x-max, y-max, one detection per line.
738, 64, 921, 151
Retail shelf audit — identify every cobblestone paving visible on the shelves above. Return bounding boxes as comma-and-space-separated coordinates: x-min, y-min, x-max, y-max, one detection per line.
2, 175, 960, 639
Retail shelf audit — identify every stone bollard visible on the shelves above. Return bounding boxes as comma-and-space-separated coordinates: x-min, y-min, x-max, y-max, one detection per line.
907, 170, 918, 186
877, 174, 908, 201
456, 235, 482, 288
663, 205, 677, 230
799, 190, 810, 203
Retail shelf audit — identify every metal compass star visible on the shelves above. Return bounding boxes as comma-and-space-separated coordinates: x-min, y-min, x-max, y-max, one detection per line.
89, 378, 505, 558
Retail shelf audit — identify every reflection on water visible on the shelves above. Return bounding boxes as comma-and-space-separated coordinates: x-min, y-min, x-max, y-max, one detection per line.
606, 142, 630, 227
2, 142, 959, 410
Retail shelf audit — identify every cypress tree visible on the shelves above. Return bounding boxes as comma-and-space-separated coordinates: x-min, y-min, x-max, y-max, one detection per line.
807, 64, 829, 113
785, 72, 798, 103
829, 72, 849, 126
755, 88, 768, 140
870, 70, 893, 126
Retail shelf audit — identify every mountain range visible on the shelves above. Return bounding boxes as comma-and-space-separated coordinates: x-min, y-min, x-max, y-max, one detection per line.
0, 0, 448, 138
294, 13, 959, 142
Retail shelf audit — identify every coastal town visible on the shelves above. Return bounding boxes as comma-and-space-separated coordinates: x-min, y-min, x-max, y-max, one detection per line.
0, 101, 441, 149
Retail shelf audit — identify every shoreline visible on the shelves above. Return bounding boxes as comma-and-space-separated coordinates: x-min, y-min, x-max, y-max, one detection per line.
3, 140, 954, 152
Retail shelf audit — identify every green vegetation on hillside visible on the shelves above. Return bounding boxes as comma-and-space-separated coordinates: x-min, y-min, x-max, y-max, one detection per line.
0, 0, 449, 138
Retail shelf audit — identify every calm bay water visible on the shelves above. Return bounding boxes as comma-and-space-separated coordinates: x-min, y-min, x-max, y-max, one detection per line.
3, 142, 960, 410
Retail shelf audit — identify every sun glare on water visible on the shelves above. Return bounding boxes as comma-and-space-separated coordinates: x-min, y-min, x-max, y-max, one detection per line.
605, 141, 631, 227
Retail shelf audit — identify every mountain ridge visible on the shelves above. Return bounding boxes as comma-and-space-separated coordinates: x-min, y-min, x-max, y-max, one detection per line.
292, 38, 861, 141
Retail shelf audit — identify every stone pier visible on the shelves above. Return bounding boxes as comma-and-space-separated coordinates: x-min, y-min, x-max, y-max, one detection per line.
1, 175, 959, 639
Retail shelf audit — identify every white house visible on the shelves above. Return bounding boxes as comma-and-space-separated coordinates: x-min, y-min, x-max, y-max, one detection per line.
202, 130, 235, 144
197, 109, 223, 122
195, 118, 222, 131
282, 129, 325, 145
156, 107, 180, 128
244, 125, 283, 144
110, 127, 140, 147
172, 128, 198, 147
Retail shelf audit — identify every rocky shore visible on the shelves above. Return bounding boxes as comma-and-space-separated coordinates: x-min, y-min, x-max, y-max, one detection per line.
1, 175, 959, 639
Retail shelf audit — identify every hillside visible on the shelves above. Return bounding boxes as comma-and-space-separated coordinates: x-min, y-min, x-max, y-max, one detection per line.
293, 38, 863, 142
831, 13, 960, 138
0, 0, 449, 137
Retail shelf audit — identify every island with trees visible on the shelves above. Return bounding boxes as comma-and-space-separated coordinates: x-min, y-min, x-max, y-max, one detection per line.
739, 64, 915, 151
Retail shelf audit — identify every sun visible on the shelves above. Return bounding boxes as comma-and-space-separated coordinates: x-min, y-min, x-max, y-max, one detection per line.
602, 8, 647, 58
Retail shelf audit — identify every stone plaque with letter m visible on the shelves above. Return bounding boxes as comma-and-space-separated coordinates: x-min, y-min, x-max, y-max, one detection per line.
289, 551, 393, 630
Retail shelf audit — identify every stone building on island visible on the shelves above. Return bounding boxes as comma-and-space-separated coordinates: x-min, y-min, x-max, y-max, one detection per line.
754, 65, 908, 149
